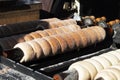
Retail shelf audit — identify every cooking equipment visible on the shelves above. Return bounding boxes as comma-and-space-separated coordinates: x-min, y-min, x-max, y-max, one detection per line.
0, 19, 114, 80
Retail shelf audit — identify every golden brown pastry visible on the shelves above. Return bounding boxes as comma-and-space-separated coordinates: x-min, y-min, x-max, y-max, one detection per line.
44, 29, 57, 35
93, 26, 106, 40
59, 27, 72, 33
44, 36, 61, 55
49, 22, 59, 28
53, 28, 65, 34
23, 35, 34, 41
90, 27, 103, 42
52, 35, 68, 53
34, 38, 52, 57
29, 32, 42, 39
59, 33, 76, 50
76, 30, 88, 48
13, 26, 106, 63
48, 19, 77, 28
27, 40, 44, 59
83, 28, 98, 44
69, 32, 82, 48
36, 31, 49, 37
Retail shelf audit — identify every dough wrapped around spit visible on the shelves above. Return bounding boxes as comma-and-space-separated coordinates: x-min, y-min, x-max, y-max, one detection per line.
48, 19, 77, 28
0, 24, 81, 50
93, 26, 106, 40
52, 35, 68, 53
0, 18, 76, 37
54, 49, 120, 80
94, 63, 120, 80
12, 26, 106, 63
14, 36, 61, 63
29, 32, 42, 39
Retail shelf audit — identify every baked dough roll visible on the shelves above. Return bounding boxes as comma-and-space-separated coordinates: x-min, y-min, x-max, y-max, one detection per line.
93, 26, 106, 40
36, 31, 49, 37
84, 28, 98, 44
74, 24, 81, 30
29, 32, 42, 39
63, 19, 77, 25
59, 27, 73, 33
27, 40, 44, 59
108, 50, 120, 61
100, 52, 119, 65
43, 36, 61, 55
84, 59, 104, 72
55, 21, 65, 27
94, 70, 117, 80
81, 29, 92, 46
14, 42, 35, 63
110, 62, 120, 70
90, 27, 102, 42
78, 61, 97, 80
63, 24, 80, 31
104, 68, 120, 80
52, 35, 68, 53
76, 30, 88, 48
115, 49, 120, 60
59, 33, 76, 50
69, 32, 82, 48
49, 22, 60, 28
44, 29, 57, 35
95, 66, 120, 80
53, 28, 65, 34
115, 49, 120, 53
34, 38, 52, 57
23, 35, 34, 41
48, 19, 77, 28
111, 64, 120, 71
91, 56, 112, 68
68, 62, 91, 80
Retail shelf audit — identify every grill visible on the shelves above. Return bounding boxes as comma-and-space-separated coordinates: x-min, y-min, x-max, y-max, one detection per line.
0, 19, 115, 80
0, 47, 113, 80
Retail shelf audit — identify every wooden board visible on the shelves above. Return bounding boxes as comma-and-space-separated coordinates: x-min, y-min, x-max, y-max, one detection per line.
0, 1, 42, 25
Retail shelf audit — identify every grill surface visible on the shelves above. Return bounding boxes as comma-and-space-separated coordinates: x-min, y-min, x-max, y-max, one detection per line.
0, 19, 115, 80
0, 37, 113, 80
